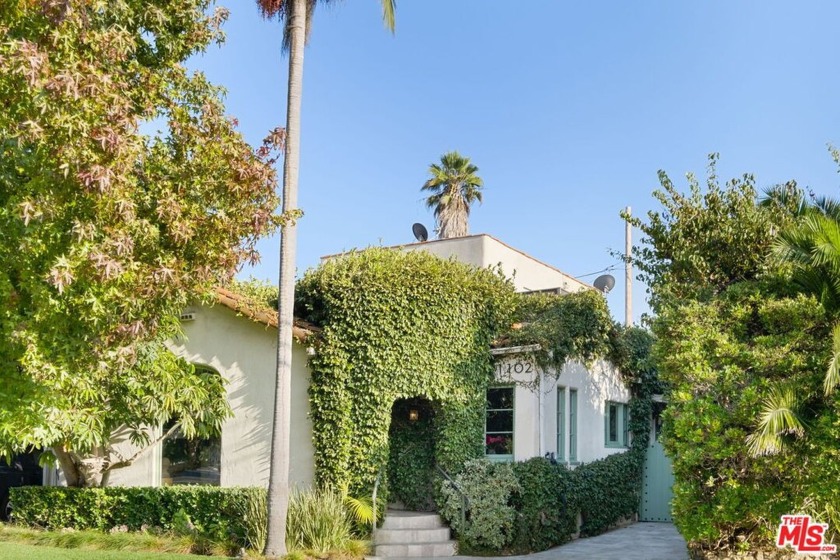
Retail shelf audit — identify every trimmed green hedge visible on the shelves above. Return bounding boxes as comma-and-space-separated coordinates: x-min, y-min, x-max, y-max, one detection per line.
9, 486, 265, 550
439, 453, 642, 554
510, 458, 577, 552
574, 450, 641, 536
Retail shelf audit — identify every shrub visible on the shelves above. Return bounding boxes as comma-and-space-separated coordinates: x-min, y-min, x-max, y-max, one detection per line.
572, 450, 641, 536
510, 458, 577, 552
286, 488, 353, 553
655, 285, 838, 553
438, 453, 644, 554
439, 459, 520, 551
9, 486, 266, 552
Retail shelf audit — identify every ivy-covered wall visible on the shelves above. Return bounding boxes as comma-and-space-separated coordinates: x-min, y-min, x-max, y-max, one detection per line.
292, 247, 659, 508
294, 248, 517, 494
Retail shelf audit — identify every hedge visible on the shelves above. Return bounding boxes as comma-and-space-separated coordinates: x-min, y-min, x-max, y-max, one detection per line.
8, 486, 265, 550
574, 450, 641, 536
440, 454, 642, 554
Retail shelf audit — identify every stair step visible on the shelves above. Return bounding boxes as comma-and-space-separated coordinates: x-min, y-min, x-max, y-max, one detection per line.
374, 527, 451, 544
381, 512, 444, 530
374, 541, 457, 558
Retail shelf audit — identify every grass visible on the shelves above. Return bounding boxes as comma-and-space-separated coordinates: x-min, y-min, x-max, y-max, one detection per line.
0, 541, 215, 560
0, 524, 230, 556
0, 523, 369, 559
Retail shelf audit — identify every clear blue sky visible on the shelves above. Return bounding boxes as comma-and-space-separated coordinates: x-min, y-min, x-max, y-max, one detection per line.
191, 0, 840, 323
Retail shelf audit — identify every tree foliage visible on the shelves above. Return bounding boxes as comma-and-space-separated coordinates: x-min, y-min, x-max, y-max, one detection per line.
633, 155, 840, 552
624, 154, 799, 313
0, 0, 282, 485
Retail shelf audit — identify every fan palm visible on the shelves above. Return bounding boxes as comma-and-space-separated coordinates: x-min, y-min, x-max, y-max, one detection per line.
256, 1, 394, 557
748, 189, 840, 456
422, 151, 484, 239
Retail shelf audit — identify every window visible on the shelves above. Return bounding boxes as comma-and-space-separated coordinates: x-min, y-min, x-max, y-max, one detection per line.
569, 389, 577, 462
162, 419, 221, 486
485, 387, 514, 461
605, 401, 629, 448
556, 387, 565, 461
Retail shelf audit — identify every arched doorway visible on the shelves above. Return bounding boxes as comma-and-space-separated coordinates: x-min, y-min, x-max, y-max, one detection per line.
388, 397, 437, 511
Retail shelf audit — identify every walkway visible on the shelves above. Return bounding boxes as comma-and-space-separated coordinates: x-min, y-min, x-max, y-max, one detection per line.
374, 521, 689, 560
459, 522, 688, 560
436, 523, 688, 560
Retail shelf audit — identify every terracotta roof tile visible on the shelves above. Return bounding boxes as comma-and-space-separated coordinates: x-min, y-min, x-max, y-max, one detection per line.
214, 287, 317, 341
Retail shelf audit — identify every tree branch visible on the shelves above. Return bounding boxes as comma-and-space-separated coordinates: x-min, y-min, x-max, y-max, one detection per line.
106, 422, 181, 472
51, 444, 81, 487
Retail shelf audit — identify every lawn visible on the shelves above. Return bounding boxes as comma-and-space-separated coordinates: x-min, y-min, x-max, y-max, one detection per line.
0, 541, 227, 559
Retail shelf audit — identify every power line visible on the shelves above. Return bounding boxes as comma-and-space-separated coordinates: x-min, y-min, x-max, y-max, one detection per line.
574, 264, 619, 279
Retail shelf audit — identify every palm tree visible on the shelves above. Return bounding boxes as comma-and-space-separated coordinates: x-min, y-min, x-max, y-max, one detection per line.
748, 187, 840, 456
255, 1, 394, 557
422, 151, 484, 239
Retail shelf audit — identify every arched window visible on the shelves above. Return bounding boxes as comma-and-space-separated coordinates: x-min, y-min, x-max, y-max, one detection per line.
161, 365, 222, 486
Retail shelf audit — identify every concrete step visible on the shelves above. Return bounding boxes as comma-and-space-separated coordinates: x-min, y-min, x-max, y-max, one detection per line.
374, 541, 457, 558
374, 527, 451, 544
381, 511, 444, 530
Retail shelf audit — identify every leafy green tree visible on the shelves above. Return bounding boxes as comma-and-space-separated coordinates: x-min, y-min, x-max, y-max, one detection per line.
255, 1, 395, 556
631, 156, 840, 551
623, 154, 799, 313
422, 151, 484, 239
0, 2, 281, 485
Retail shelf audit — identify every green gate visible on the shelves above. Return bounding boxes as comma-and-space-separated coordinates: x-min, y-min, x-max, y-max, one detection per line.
640, 406, 674, 522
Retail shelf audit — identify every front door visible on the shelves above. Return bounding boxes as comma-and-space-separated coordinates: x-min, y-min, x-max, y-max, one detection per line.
640, 404, 674, 522
388, 397, 436, 511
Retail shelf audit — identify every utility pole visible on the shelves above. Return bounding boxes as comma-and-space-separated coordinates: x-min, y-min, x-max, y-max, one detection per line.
625, 206, 632, 327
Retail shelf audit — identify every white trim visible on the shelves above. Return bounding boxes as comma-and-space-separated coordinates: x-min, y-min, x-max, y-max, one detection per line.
153, 424, 163, 487
490, 344, 541, 356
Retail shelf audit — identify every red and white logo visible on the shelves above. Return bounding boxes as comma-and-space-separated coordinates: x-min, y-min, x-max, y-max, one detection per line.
776, 515, 837, 554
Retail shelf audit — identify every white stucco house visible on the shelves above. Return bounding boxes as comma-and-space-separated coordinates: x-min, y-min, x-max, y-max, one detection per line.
60, 234, 630, 490
351, 234, 631, 466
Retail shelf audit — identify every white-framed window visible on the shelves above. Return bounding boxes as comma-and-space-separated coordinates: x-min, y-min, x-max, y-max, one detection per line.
161, 365, 222, 486
485, 386, 514, 461
161, 418, 221, 486
605, 401, 629, 448
556, 386, 565, 461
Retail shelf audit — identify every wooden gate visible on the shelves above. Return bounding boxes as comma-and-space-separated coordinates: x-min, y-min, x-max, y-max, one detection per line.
640, 405, 674, 522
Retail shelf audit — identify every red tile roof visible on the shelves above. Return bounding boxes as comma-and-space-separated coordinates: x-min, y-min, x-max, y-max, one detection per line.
214, 287, 317, 341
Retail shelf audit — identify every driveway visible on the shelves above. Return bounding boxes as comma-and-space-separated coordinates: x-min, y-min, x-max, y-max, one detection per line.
459, 522, 688, 560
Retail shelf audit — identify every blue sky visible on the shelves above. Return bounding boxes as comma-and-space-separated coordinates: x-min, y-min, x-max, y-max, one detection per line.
191, 0, 840, 323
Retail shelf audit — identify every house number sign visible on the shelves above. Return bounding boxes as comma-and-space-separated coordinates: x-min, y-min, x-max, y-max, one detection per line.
495, 360, 534, 375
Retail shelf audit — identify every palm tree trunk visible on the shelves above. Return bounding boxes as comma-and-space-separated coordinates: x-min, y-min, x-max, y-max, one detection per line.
264, 0, 305, 556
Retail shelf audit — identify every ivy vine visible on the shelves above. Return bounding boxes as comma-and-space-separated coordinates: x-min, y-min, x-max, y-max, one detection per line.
232, 248, 660, 501
294, 248, 517, 494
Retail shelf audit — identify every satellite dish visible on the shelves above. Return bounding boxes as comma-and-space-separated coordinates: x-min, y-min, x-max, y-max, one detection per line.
412, 223, 429, 242
593, 274, 616, 294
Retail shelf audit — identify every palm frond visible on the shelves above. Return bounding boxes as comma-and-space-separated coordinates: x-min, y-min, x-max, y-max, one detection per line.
815, 195, 840, 221
343, 494, 375, 526
257, 0, 287, 19
746, 386, 804, 457
381, 0, 396, 32
825, 323, 840, 395
421, 151, 484, 238
759, 183, 806, 216
266, 0, 395, 53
